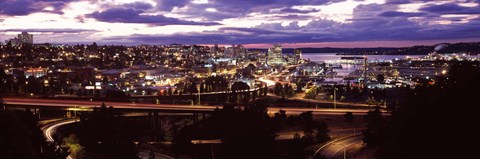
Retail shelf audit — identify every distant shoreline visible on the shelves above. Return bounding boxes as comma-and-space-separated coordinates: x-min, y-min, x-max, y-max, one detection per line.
278, 42, 480, 55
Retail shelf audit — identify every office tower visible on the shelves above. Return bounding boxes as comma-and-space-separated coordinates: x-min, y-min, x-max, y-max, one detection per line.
267, 44, 284, 65
294, 48, 302, 64
17, 32, 33, 44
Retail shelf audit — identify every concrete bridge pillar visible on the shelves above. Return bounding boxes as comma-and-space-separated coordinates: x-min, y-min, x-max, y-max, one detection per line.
193, 112, 198, 124
65, 110, 71, 119
33, 109, 41, 119
148, 111, 153, 130
147, 111, 160, 141
153, 111, 159, 141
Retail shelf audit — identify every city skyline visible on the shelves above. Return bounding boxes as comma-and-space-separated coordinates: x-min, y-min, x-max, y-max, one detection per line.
1, 0, 480, 48
1, 1, 478, 158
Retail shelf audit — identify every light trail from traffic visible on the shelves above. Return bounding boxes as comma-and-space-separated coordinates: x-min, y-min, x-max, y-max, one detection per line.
5, 97, 383, 115
41, 119, 77, 159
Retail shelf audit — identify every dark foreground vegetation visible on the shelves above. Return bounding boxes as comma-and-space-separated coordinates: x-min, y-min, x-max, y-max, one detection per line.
2, 61, 478, 159
173, 101, 331, 159
361, 61, 478, 158
0, 106, 68, 159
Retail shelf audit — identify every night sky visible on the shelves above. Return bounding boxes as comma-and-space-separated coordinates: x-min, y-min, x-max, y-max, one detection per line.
1, 0, 479, 47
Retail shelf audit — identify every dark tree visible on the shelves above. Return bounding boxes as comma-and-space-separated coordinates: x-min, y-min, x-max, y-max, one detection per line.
17, 75, 27, 94
283, 83, 295, 99
314, 121, 331, 143
102, 76, 108, 84
173, 101, 276, 159
231, 81, 250, 92
263, 84, 268, 96
167, 87, 173, 96
1, 107, 68, 159
173, 89, 178, 95
344, 112, 354, 122
274, 82, 283, 96
0, 97, 4, 110
377, 74, 385, 83
105, 89, 128, 99
0, 68, 6, 94
362, 107, 385, 146
75, 104, 139, 159
377, 61, 480, 159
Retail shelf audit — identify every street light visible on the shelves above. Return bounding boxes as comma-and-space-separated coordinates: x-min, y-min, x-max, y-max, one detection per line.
197, 85, 201, 106
74, 105, 77, 121
333, 86, 338, 109
25, 81, 29, 94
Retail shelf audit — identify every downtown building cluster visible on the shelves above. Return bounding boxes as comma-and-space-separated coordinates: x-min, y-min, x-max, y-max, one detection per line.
0, 37, 305, 100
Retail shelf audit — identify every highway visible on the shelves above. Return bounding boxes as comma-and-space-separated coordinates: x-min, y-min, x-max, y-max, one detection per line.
138, 150, 175, 159
259, 77, 372, 108
267, 93, 370, 107
4, 97, 380, 115
32, 98, 370, 159
41, 119, 175, 159
313, 135, 363, 159
258, 77, 276, 87
131, 87, 260, 98
41, 119, 77, 159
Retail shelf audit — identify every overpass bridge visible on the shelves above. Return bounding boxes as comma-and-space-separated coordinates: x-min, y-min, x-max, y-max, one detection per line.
4, 97, 378, 115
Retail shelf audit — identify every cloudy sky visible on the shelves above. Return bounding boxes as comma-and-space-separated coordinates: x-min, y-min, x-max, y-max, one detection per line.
1, 0, 479, 48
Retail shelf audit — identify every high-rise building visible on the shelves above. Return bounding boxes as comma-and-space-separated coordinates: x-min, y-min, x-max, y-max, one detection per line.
224, 45, 235, 58
294, 48, 302, 64
235, 44, 246, 58
5, 38, 20, 45
267, 44, 284, 65
17, 32, 33, 44
5, 32, 33, 45
211, 44, 219, 56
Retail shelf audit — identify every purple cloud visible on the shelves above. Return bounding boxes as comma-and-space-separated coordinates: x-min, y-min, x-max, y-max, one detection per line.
174, 0, 343, 21
0, 0, 38, 16
379, 11, 426, 17
99, 1, 480, 45
271, 15, 313, 20
1, 28, 97, 33
87, 8, 219, 26
0, 0, 78, 16
122, 2, 154, 10
278, 8, 320, 14
421, 3, 480, 15
155, 0, 190, 11
3, 0, 480, 46
384, 0, 433, 4
110, 17, 480, 45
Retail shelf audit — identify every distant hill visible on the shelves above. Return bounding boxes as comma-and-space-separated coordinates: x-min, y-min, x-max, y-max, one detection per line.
258, 42, 480, 55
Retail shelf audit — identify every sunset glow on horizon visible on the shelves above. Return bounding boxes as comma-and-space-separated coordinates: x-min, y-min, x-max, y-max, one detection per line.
1, 0, 480, 47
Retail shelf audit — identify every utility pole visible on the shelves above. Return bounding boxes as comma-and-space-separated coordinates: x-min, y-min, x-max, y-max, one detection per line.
334, 143, 347, 159
197, 84, 201, 105
74, 105, 77, 121
211, 144, 216, 159
334, 85, 337, 109
363, 54, 368, 87
354, 128, 356, 137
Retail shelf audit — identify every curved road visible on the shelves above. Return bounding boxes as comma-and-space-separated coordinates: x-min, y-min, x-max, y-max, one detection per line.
321, 135, 362, 159
314, 135, 363, 159
41, 119, 175, 159
41, 119, 77, 159
138, 150, 175, 159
